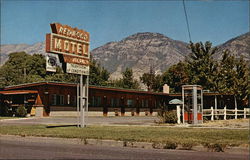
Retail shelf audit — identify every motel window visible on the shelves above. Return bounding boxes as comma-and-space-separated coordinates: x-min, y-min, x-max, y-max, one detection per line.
156, 100, 160, 108
72, 96, 77, 106
89, 96, 95, 106
111, 98, 115, 107
145, 100, 148, 107
92, 97, 101, 107
52, 95, 64, 105
116, 98, 120, 107
97, 97, 101, 107
142, 99, 148, 108
127, 99, 134, 107
59, 95, 64, 105
111, 98, 119, 107
52, 94, 57, 105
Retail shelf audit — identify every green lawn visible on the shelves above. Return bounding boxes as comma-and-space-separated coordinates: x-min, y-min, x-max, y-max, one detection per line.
0, 117, 20, 120
0, 125, 248, 147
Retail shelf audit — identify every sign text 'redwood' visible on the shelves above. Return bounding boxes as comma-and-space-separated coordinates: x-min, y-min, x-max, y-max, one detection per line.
50, 23, 89, 42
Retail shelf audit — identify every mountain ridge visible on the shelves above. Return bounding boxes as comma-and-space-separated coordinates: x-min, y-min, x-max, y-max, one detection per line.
1, 32, 249, 79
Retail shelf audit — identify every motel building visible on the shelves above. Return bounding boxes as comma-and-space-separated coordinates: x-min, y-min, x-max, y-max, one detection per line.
0, 81, 244, 119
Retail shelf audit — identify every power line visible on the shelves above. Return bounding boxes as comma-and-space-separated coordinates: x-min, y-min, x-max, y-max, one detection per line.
182, 0, 192, 42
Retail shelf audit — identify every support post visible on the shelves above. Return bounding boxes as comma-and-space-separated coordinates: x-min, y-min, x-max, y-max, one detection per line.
177, 105, 181, 124
77, 84, 80, 127
80, 74, 85, 128
234, 96, 237, 120
215, 95, 217, 119
201, 89, 203, 123
244, 108, 246, 119
235, 108, 237, 119
193, 86, 198, 125
182, 87, 185, 124
224, 106, 227, 120
211, 106, 214, 121
85, 76, 89, 125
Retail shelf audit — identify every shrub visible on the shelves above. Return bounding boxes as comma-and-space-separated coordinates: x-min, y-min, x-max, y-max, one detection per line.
16, 105, 27, 117
158, 109, 177, 124
181, 142, 194, 150
0, 103, 9, 116
202, 143, 226, 152
203, 116, 209, 122
164, 141, 178, 149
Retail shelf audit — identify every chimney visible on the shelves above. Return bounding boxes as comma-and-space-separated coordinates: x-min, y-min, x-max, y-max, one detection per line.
163, 84, 169, 94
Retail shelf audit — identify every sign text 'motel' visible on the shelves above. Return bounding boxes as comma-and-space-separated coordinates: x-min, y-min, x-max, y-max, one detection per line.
46, 23, 90, 66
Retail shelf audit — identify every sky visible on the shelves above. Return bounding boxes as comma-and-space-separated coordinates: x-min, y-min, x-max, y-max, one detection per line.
1, 0, 249, 50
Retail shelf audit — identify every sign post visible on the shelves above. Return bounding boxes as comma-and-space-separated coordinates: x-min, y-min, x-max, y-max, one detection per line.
46, 23, 90, 128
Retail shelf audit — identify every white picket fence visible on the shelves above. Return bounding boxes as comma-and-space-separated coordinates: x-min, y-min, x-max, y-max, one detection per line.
203, 107, 250, 120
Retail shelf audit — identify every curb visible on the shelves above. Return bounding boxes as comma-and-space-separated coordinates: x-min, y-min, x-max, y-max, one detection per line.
0, 134, 248, 153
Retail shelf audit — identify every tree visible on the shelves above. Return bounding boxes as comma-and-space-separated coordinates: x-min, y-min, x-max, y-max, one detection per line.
0, 52, 31, 87
187, 41, 218, 90
140, 67, 155, 91
89, 58, 110, 86
233, 56, 249, 106
161, 62, 189, 93
113, 68, 140, 89
215, 51, 249, 107
152, 74, 163, 92
140, 67, 162, 92
215, 50, 236, 93
26, 54, 46, 79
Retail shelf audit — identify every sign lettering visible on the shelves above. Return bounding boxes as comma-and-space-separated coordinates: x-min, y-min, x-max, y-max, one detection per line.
46, 23, 90, 68
63, 54, 89, 66
46, 33, 89, 57
50, 23, 89, 42
66, 63, 89, 75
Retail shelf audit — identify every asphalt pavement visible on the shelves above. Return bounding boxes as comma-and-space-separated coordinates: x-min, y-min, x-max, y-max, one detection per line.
0, 136, 248, 160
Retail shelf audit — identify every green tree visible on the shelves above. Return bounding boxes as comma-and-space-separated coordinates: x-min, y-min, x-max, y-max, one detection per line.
215, 50, 236, 93
187, 41, 218, 90
140, 70, 155, 91
216, 51, 249, 107
140, 67, 162, 92
0, 52, 31, 87
233, 56, 249, 106
0, 52, 49, 87
26, 54, 46, 78
0, 52, 112, 87
113, 68, 140, 89
45, 67, 78, 83
89, 58, 110, 86
152, 74, 163, 92
162, 62, 189, 93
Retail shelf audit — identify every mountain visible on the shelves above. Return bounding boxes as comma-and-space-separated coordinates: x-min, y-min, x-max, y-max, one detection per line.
0, 42, 45, 65
215, 32, 250, 62
1, 32, 249, 79
91, 32, 190, 79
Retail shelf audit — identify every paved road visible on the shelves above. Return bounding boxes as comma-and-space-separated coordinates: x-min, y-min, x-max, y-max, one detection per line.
0, 137, 248, 160
0, 116, 159, 126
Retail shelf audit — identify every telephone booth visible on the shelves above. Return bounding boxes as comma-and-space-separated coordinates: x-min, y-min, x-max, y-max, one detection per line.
182, 85, 203, 124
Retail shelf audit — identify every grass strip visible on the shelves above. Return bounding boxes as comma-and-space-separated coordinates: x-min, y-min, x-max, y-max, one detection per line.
0, 125, 248, 147
0, 117, 21, 120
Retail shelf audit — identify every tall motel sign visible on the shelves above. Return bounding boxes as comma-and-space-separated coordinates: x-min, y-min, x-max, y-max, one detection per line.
46, 23, 90, 127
